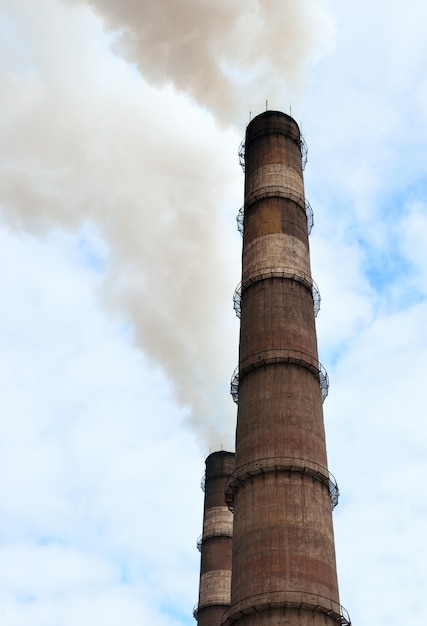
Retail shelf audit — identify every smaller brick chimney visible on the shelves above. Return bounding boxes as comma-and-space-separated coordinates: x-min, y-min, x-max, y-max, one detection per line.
194, 451, 235, 626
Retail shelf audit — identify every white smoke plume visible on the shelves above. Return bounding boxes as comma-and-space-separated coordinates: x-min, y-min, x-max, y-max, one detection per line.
0, 0, 335, 448
78, 0, 335, 123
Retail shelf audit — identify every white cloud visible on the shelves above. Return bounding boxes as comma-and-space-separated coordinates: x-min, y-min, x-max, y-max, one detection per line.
0, 226, 203, 624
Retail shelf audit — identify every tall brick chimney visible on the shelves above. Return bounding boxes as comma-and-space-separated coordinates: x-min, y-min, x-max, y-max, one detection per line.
222, 111, 351, 626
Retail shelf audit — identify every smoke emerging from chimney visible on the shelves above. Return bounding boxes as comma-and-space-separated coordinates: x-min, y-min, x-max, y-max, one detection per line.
80, 0, 335, 123
0, 0, 335, 448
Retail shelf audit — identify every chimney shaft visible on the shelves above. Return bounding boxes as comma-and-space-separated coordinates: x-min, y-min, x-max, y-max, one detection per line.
195, 451, 235, 626
224, 111, 350, 625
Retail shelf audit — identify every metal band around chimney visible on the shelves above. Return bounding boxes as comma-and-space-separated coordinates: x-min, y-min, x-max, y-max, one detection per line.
224, 457, 339, 512
197, 526, 234, 552
222, 591, 351, 626
244, 186, 313, 224
231, 350, 329, 404
236, 189, 313, 236
233, 270, 320, 319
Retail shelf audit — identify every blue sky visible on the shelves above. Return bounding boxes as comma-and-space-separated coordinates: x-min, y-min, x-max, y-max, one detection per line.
1, 0, 427, 625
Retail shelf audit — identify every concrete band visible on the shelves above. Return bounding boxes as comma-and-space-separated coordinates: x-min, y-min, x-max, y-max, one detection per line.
198, 570, 232, 608
203, 506, 233, 538
245, 164, 304, 201
243, 234, 311, 280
